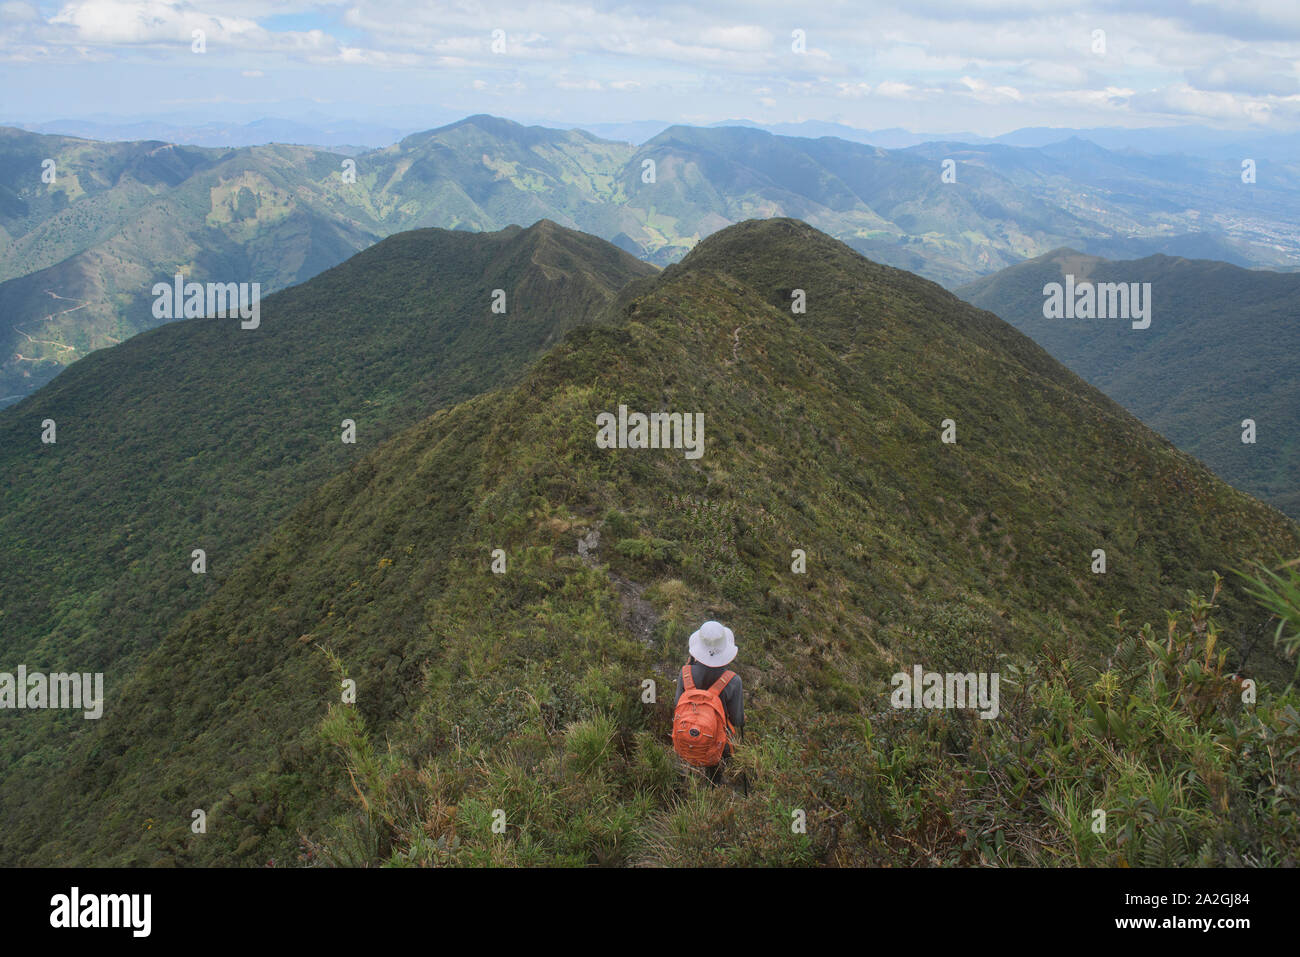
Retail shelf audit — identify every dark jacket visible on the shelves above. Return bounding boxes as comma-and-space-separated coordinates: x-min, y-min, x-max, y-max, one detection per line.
674, 657, 744, 737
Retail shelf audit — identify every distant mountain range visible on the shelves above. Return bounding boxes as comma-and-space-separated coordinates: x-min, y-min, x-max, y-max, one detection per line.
5, 114, 1299, 409
959, 249, 1300, 520
9, 116, 419, 153
2, 219, 1294, 866
17, 114, 1300, 158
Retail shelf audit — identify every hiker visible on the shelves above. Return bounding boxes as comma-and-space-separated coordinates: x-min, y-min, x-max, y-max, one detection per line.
672, 620, 744, 785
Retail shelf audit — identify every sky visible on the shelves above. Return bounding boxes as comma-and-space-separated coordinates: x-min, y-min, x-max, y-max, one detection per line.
2, 0, 1299, 135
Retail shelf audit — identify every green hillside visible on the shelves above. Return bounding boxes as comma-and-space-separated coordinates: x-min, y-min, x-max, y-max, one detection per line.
0, 134, 385, 403
10, 219, 1296, 867
0, 128, 220, 283
957, 249, 1300, 519
627, 125, 1100, 276
0, 221, 655, 855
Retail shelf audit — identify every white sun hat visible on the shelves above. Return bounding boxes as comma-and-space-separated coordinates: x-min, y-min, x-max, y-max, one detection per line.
689, 620, 737, 666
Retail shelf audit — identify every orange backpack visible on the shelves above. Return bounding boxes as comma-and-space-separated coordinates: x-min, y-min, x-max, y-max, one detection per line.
672, 665, 736, 767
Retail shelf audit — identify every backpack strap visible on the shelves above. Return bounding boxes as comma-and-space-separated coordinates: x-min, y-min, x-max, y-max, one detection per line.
708, 670, 736, 694
710, 671, 738, 737
681, 664, 695, 692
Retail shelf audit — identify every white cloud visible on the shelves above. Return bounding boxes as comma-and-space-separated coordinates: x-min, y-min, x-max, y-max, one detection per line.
1187, 53, 1300, 95
874, 80, 917, 99
2, 0, 1299, 132
1130, 83, 1299, 124
0, 1, 38, 21
698, 25, 772, 52
49, 0, 266, 46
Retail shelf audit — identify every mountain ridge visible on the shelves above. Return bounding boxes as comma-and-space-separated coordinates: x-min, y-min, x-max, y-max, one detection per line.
0, 222, 657, 863
6, 218, 1295, 866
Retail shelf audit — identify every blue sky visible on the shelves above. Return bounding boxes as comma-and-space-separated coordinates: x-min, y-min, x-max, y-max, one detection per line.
2, 1, 1298, 134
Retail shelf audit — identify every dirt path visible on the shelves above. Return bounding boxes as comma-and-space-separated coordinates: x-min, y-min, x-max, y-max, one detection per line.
9, 290, 89, 360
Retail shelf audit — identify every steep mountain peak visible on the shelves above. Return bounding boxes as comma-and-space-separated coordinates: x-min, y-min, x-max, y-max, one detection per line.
511, 217, 589, 257
488, 217, 658, 290
399, 113, 568, 151
1041, 135, 1116, 158
522, 217, 562, 237
644, 123, 776, 150
670, 216, 955, 316
443, 113, 526, 135
677, 216, 849, 269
